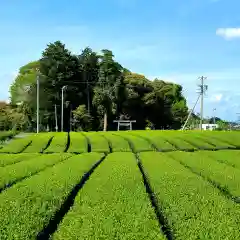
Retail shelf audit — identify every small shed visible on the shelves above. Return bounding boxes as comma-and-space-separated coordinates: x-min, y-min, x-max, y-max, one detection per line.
201, 124, 218, 131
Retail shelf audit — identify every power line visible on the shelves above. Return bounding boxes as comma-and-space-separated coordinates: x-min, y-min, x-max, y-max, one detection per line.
53, 80, 109, 85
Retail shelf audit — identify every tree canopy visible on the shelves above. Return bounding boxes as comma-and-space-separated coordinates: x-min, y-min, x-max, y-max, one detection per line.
7, 41, 189, 131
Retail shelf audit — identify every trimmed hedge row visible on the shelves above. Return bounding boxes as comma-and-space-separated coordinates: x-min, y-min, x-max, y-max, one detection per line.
44, 132, 68, 153
161, 136, 196, 151
204, 150, 240, 170
24, 133, 53, 153
168, 151, 240, 199
132, 130, 240, 150
140, 152, 240, 239
114, 132, 155, 152
131, 132, 176, 151
0, 153, 71, 191
198, 131, 240, 147
84, 132, 110, 153
68, 132, 88, 153
0, 153, 39, 167
175, 133, 215, 150
53, 152, 165, 240
0, 153, 104, 239
190, 133, 236, 149
0, 137, 32, 153
1, 130, 240, 154
100, 132, 131, 152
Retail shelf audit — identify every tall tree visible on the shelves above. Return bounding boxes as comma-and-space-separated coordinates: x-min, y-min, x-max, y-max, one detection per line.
9, 61, 42, 130
10, 61, 40, 105
93, 50, 124, 131
8, 41, 189, 132
39, 41, 81, 130
123, 73, 152, 128
78, 47, 99, 115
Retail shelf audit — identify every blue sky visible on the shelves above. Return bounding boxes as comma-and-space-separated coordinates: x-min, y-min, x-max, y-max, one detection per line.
1, 0, 240, 121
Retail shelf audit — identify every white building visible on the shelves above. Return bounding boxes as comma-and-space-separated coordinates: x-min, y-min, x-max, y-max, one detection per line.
201, 124, 219, 131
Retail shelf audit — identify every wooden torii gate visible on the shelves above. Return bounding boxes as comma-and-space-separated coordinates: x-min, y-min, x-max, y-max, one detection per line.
113, 120, 136, 131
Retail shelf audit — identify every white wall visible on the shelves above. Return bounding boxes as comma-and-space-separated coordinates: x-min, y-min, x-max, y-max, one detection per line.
201, 124, 218, 131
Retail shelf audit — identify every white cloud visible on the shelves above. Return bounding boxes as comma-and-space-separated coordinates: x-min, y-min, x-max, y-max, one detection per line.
216, 28, 240, 40
210, 94, 223, 102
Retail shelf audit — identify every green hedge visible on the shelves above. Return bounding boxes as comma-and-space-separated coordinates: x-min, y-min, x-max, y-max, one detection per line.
100, 132, 131, 152
0, 137, 32, 153
0, 153, 70, 191
84, 132, 110, 153
160, 135, 196, 151
68, 132, 88, 153
23, 133, 53, 153
204, 150, 240, 170
115, 132, 155, 152
0, 153, 39, 167
0, 153, 103, 239
44, 132, 68, 153
53, 152, 165, 240
175, 133, 215, 150
131, 132, 176, 151
168, 151, 240, 200
140, 152, 240, 239
196, 131, 240, 148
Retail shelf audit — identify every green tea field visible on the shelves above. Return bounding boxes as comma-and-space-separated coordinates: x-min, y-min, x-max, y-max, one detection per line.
0, 130, 239, 239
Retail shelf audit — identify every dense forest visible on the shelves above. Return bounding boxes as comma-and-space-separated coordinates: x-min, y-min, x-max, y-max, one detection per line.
1, 41, 189, 132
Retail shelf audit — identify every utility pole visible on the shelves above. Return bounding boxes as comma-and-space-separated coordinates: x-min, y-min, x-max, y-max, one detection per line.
69, 103, 72, 132
86, 70, 90, 115
236, 113, 240, 126
36, 73, 40, 134
198, 76, 208, 130
55, 104, 58, 132
213, 108, 216, 124
61, 85, 67, 132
